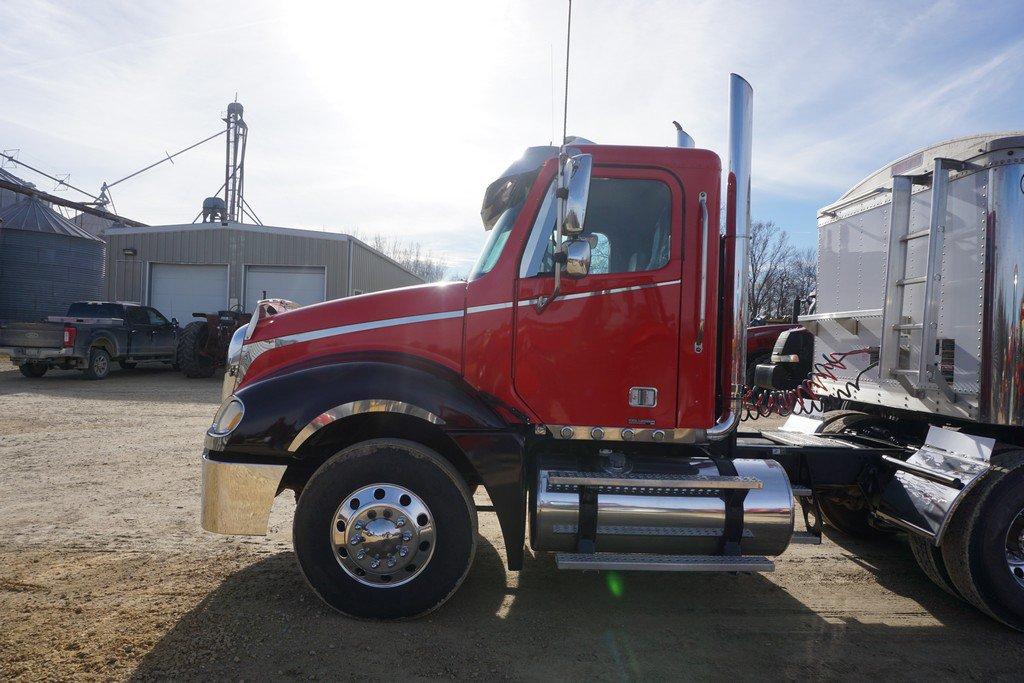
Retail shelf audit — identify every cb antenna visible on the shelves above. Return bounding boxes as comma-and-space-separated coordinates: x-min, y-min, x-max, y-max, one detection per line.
561, 0, 572, 146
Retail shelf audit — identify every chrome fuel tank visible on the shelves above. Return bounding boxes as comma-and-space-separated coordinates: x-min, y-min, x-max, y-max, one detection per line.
533, 458, 794, 556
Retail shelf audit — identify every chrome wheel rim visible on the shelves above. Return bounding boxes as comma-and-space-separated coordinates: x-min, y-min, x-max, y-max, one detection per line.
1007, 508, 1024, 590
331, 483, 435, 588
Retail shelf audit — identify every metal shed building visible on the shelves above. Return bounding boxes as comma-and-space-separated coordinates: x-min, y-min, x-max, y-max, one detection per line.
0, 196, 106, 322
102, 221, 423, 323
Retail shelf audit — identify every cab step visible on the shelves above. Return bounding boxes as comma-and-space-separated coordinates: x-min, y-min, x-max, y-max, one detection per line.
555, 552, 775, 572
791, 486, 812, 497
546, 470, 763, 491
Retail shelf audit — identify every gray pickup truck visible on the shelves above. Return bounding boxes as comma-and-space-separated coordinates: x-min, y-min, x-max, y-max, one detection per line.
0, 302, 178, 379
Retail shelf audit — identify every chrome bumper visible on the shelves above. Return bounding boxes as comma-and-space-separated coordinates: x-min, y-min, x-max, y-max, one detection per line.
200, 450, 287, 536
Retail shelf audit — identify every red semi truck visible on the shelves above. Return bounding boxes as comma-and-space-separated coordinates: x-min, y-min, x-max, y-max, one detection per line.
200, 75, 1024, 628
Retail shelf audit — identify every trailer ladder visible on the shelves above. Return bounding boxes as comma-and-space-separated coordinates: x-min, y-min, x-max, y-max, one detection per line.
878, 157, 970, 402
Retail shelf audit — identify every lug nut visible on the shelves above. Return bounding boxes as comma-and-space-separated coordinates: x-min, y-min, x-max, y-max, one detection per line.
399, 547, 409, 557
402, 531, 412, 542
387, 556, 397, 568
370, 559, 380, 569
356, 549, 367, 560
396, 517, 406, 527
349, 535, 362, 545
354, 521, 364, 530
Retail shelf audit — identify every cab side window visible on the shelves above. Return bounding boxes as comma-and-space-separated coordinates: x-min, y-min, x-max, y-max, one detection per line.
146, 308, 170, 326
127, 307, 149, 326
522, 177, 672, 277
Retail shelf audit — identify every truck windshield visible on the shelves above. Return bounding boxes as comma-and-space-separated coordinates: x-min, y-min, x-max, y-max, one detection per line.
66, 303, 123, 318
470, 169, 540, 280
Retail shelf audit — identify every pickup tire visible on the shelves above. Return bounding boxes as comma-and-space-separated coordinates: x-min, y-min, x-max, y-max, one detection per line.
82, 348, 111, 380
19, 362, 48, 378
941, 450, 1024, 631
293, 439, 477, 620
177, 321, 215, 378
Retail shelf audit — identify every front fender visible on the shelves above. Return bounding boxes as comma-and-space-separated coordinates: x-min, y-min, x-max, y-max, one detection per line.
220, 359, 508, 458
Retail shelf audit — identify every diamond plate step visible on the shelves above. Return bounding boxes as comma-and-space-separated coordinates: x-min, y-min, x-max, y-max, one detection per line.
761, 430, 865, 449
791, 486, 812, 497
555, 552, 775, 572
546, 470, 762, 490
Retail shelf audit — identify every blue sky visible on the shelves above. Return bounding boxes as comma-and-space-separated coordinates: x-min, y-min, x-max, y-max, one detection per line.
2, 1, 1023, 270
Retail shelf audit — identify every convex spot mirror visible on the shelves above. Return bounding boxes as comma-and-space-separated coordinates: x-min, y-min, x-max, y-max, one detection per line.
561, 153, 592, 237
563, 238, 592, 278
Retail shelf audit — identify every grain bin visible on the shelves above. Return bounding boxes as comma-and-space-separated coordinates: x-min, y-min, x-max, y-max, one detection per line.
0, 197, 105, 322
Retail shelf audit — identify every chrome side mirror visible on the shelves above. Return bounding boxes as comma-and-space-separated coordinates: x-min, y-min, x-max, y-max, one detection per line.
561, 154, 592, 237
563, 238, 591, 278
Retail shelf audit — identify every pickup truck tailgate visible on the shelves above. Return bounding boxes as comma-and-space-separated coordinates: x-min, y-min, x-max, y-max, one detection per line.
0, 322, 65, 349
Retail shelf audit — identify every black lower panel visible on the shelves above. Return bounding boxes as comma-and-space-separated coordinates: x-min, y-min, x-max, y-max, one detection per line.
448, 431, 526, 570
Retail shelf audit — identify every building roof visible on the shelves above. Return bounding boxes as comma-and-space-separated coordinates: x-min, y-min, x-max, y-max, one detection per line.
0, 167, 33, 188
105, 220, 423, 281
0, 196, 104, 243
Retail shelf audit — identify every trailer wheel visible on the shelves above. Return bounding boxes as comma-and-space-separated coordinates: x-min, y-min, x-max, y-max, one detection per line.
816, 410, 897, 539
908, 534, 961, 599
293, 439, 477, 619
177, 321, 215, 378
942, 451, 1024, 631
19, 362, 47, 378
82, 348, 110, 380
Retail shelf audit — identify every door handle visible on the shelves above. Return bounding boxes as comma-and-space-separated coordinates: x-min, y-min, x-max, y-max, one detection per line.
695, 191, 709, 353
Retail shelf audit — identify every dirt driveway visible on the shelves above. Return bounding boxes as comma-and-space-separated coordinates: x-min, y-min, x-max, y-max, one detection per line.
1, 364, 1021, 680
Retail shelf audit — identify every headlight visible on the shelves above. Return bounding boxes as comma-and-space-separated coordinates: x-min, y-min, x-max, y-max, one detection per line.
210, 398, 245, 436
222, 324, 249, 400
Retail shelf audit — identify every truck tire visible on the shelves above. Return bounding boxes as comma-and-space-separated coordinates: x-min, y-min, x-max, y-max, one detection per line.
177, 321, 215, 378
82, 347, 111, 380
293, 439, 477, 619
908, 534, 960, 599
19, 362, 47, 378
941, 450, 1024, 631
815, 410, 896, 539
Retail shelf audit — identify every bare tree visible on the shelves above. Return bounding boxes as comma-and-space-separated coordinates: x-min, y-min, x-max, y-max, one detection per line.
354, 232, 450, 282
747, 221, 816, 322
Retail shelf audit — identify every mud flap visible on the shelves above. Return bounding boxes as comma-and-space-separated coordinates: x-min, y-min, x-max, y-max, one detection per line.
876, 427, 994, 543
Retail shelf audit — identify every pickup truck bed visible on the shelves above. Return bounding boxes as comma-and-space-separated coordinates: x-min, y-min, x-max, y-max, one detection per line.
1, 302, 178, 379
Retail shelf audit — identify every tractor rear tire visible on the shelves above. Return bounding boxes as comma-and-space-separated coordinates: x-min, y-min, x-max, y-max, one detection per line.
815, 410, 897, 539
909, 534, 961, 599
941, 450, 1024, 631
177, 321, 216, 379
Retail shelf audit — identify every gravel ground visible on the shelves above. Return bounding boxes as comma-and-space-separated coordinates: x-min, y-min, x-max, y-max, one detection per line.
1, 363, 1022, 681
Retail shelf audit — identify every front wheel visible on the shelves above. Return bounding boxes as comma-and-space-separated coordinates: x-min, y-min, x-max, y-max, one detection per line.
293, 439, 477, 619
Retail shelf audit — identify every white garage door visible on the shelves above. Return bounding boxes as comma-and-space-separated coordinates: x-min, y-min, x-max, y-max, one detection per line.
149, 263, 229, 324
244, 265, 326, 312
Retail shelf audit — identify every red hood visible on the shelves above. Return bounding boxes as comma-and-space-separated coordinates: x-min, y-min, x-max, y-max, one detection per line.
242, 281, 468, 385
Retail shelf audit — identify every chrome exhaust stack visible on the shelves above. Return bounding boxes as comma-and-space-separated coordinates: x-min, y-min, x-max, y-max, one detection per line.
705, 73, 753, 441
673, 120, 695, 148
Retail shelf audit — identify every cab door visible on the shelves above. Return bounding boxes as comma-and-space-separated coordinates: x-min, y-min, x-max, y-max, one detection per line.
513, 167, 682, 428
125, 306, 154, 357
144, 307, 177, 357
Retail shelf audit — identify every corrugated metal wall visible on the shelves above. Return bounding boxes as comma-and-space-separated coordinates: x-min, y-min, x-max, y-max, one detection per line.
349, 240, 422, 294
104, 225, 423, 309
0, 230, 105, 321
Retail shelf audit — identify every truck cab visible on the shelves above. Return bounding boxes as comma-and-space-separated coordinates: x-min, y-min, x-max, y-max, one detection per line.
200, 77, 1024, 630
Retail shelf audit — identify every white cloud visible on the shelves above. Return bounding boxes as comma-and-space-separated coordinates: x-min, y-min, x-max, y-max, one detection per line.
2, 0, 1023, 264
